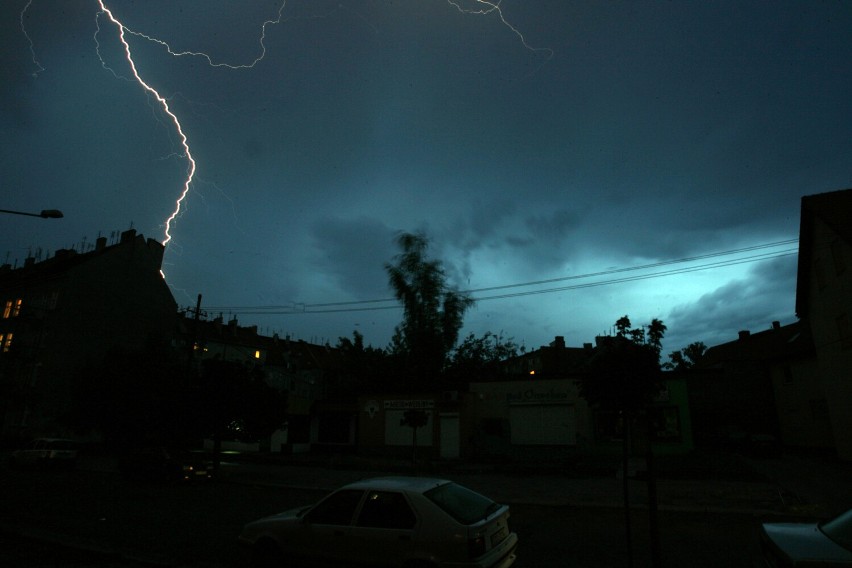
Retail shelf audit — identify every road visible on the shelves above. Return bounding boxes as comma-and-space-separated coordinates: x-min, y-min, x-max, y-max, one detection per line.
1, 459, 779, 567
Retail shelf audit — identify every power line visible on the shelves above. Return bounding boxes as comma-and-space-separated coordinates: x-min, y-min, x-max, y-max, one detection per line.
204, 239, 799, 315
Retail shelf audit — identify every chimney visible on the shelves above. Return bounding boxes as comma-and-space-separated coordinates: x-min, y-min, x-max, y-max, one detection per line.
551, 336, 565, 349
24, 256, 35, 267
120, 229, 137, 243
96, 236, 107, 251
772, 321, 781, 330
738, 330, 751, 340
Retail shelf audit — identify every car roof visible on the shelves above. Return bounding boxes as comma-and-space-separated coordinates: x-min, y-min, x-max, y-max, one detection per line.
341, 476, 453, 494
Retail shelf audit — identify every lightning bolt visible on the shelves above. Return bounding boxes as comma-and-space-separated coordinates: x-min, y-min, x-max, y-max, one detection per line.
446, 0, 553, 62
23, 0, 548, 282
19, 0, 44, 77
95, 0, 196, 248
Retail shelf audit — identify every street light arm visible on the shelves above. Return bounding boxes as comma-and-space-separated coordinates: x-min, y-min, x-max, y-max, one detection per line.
0, 208, 64, 219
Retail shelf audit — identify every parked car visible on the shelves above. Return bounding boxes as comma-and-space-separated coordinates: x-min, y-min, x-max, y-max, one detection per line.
10, 438, 78, 470
119, 447, 214, 482
239, 476, 518, 568
761, 508, 852, 566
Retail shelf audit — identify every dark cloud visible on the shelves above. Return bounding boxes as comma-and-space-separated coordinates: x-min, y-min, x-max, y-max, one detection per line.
2, 0, 850, 351
309, 216, 396, 300
664, 254, 799, 352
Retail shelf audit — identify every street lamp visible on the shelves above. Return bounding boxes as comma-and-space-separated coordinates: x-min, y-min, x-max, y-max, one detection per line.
0, 208, 64, 219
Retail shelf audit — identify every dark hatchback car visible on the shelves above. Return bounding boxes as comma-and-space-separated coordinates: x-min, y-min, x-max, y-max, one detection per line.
119, 447, 214, 482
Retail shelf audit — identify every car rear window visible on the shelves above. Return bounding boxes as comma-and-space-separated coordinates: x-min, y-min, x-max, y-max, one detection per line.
822, 509, 852, 551
424, 482, 499, 525
44, 440, 76, 450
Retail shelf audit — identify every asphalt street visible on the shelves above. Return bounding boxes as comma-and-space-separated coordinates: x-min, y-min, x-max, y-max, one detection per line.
2, 452, 849, 567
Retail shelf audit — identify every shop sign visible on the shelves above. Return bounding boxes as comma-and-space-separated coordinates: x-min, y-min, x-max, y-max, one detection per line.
384, 400, 435, 410
507, 387, 570, 405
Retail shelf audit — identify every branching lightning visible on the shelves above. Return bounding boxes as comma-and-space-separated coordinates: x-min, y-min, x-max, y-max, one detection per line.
446, 0, 553, 62
19, 0, 44, 77
95, 0, 197, 248
21, 0, 549, 281
91, 1, 293, 253
119, 4, 288, 70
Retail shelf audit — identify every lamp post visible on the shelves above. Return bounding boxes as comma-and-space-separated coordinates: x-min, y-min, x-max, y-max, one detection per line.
0, 208, 64, 219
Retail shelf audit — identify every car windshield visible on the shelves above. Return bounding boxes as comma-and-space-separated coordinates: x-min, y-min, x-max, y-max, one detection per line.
821, 509, 852, 551
424, 482, 500, 525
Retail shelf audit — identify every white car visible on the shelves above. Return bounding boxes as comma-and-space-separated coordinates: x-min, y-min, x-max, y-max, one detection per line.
761, 508, 852, 566
10, 438, 78, 469
239, 476, 518, 568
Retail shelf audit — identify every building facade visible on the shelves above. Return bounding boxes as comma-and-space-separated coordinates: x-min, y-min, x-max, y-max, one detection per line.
0, 229, 177, 441
795, 188, 852, 459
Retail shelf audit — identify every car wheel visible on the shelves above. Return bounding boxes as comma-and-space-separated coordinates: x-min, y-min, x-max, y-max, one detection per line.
251, 539, 285, 568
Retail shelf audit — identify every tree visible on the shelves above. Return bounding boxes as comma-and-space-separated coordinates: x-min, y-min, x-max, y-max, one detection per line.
334, 331, 396, 394
385, 232, 474, 389
401, 408, 429, 471
70, 342, 196, 449
663, 341, 707, 370
578, 316, 666, 568
445, 331, 521, 382
647, 318, 667, 356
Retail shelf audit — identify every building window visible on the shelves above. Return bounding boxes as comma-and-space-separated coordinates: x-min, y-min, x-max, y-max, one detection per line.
2, 299, 20, 318
1, 333, 12, 353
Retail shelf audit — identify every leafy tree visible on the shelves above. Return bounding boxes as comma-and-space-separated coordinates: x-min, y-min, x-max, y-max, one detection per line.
446, 331, 521, 381
385, 232, 474, 389
663, 341, 707, 370
578, 333, 662, 412
647, 318, 667, 356
578, 316, 666, 568
199, 359, 287, 444
334, 331, 396, 394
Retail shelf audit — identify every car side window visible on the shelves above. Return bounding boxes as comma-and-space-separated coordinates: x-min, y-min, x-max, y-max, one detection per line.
356, 491, 416, 529
305, 489, 363, 526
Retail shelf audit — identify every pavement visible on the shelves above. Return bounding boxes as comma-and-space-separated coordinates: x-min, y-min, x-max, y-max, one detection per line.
4, 450, 851, 567
214, 450, 852, 518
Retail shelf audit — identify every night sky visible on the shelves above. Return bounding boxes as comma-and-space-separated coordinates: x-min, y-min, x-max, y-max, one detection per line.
3, 1, 851, 355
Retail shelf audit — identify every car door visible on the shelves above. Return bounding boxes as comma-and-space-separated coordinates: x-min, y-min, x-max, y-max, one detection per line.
297, 489, 364, 563
348, 490, 419, 566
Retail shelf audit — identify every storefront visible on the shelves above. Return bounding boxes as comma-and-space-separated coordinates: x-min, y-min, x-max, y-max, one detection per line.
467, 378, 594, 459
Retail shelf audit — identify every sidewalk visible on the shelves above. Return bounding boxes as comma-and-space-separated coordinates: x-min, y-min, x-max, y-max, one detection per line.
216, 451, 852, 517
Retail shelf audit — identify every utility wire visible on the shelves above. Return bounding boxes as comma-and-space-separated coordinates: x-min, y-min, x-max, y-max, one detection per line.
204, 239, 798, 315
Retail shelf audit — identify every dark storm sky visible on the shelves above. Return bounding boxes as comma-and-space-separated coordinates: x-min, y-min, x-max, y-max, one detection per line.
2, 0, 851, 354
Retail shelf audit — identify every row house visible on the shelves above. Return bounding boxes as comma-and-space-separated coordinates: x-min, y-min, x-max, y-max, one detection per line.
176, 313, 344, 453
0, 229, 177, 441
795, 188, 852, 459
